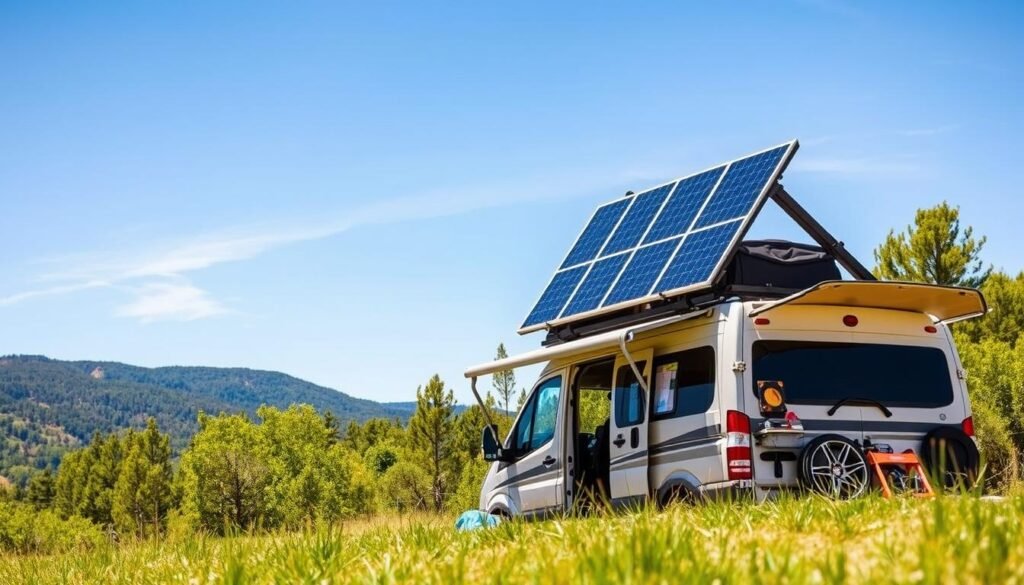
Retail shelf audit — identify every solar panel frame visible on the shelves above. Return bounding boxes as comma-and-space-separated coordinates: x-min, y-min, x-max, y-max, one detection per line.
519, 139, 799, 334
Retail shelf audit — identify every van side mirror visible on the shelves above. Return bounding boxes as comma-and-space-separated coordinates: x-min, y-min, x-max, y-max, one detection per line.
482, 424, 507, 462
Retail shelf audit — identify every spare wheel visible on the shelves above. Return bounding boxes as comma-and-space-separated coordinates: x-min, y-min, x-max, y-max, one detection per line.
798, 434, 869, 499
921, 426, 980, 488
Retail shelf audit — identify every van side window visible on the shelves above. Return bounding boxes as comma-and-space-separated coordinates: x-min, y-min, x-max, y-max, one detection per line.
651, 347, 715, 420
511, 376, 562, 457
614, 362, 646, 427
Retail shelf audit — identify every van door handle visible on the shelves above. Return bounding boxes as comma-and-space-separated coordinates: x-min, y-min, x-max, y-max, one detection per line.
612, 435, 626, 448
542, 456, 557, 466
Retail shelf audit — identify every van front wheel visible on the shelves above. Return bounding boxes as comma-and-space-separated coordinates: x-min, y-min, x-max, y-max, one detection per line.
798, 434, 869, 499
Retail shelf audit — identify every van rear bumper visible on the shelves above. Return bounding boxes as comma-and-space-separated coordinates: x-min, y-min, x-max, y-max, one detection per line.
700, 479, 755, 502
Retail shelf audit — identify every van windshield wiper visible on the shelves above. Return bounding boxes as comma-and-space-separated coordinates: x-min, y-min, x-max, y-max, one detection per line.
827, 397, 893, 418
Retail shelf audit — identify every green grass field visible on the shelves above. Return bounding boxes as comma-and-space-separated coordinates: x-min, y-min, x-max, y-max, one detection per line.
2, 493, 1022, 584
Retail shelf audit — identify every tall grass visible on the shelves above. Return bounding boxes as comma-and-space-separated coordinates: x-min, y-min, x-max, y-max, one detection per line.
2, 494, 1022, 584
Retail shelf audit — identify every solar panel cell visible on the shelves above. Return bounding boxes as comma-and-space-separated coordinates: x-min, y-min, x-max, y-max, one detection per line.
655, 221, 742, 292
560, 253, 630, 317
600, 183, 675, 256
603, 239, 680, 306
643, 167, 725, 244
693, 146, 788, 228
560, 198, 631, 269
521, 265, 588, 328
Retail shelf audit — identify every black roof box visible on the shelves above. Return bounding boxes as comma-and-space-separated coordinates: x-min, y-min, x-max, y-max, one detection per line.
724, 240, 841, 295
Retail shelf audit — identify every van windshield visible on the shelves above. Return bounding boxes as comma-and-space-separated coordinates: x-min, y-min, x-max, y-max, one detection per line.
752, 341, 954, 408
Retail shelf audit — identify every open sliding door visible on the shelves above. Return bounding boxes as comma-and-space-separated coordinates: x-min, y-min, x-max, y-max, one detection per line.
609, 348, 653, 505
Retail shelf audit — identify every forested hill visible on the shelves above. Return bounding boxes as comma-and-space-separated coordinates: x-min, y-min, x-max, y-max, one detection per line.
0, 355, 412, 484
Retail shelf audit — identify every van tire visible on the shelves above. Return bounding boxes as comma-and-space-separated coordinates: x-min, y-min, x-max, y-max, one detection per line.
659, 484, 696, 508
798, 434, 869, 499
921, 427, 980, 489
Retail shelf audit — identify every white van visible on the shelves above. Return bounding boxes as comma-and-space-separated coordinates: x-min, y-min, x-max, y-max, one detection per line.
467, 280, 986, 517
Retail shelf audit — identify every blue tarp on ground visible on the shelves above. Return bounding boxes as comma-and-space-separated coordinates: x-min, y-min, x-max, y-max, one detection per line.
455, 510, 502, 531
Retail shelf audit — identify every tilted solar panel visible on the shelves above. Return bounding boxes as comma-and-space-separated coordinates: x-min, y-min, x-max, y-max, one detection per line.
520, 140, 798, 333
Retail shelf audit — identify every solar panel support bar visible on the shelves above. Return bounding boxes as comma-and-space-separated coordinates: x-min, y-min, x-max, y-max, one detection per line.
542, 292, 723, 346
769, 184, 876, 281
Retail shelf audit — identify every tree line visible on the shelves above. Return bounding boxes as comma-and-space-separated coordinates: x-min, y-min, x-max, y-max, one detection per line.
0, 371, 516, 552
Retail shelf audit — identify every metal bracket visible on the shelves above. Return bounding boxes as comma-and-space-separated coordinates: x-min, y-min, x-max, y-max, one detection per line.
618, 330, 650, 395
470, 376, 498, 431
769, 184, 876, 281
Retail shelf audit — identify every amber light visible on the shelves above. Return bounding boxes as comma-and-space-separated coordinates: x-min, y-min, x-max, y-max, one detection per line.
754, 318, 770, 326
842, 315, 859, 327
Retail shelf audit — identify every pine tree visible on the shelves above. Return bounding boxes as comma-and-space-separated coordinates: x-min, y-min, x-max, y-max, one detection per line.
873, 202, 991, 287
26, 470, 55, 510
53, 430, 126, 526
112, 418, 173, 538
323, 410, 341, 446
84, 432, 125, 526
407, 374, 456, 512
53, 448, 87, 518
492, 343, 517, 415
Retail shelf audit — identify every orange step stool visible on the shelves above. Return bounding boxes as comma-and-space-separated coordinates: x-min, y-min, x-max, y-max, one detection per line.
866, 451, 935, 498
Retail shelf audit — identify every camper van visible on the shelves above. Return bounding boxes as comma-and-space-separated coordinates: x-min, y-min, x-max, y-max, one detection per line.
463, 141, 986, 517
467, 279, 985, 517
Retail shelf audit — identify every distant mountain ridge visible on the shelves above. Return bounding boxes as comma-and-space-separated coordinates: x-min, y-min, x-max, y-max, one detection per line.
0, 354, 416, 485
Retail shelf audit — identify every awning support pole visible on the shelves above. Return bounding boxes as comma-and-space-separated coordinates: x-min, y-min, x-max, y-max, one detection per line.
470, 376, 498, 431
618, 330, 650, 394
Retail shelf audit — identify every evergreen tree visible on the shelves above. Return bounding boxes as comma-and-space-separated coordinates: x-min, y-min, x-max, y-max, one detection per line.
112, 418, 173, 538
342, 418, 403, 456
323, 410, 341, 446
492, 343, 517, 415
25, 470, 55, 510
53, 448, 87, 518
83, 432, 125, 526
407, 375, 457, 512
53, 430, 125, 526
873, 202, 990, 287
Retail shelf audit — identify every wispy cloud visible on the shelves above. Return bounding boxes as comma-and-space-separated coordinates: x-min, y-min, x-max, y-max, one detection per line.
2, 165, 657, 322
0, 280, 111, 307
115, 282, 227, 323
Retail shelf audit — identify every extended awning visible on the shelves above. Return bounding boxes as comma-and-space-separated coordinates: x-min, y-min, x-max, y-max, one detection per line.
464, 310, 710, 379
748, 280, 988, 324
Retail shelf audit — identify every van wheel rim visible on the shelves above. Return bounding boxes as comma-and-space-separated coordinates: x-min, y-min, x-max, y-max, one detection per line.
807, 440, 868, 499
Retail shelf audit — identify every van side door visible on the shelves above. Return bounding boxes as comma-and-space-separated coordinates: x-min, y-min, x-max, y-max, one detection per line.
504, 374, 564, 517
610, 350, 653, 505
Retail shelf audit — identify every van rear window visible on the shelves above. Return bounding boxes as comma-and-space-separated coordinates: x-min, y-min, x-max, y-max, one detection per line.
751, 341, 954, 408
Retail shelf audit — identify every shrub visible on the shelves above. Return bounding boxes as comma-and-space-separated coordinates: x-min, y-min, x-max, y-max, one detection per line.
0, 500, 106, 554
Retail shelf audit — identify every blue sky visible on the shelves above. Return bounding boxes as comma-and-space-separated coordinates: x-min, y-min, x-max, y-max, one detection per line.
1, 1, 1022, 404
